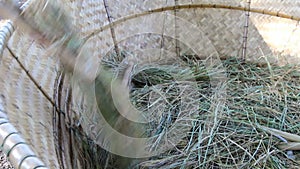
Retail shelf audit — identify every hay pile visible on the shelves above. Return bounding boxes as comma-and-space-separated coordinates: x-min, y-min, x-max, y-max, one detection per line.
116, 56, 300, 168
56, 51, 300, 168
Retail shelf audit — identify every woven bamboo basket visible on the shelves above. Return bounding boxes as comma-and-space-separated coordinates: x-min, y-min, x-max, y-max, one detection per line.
0, 0, 300, 168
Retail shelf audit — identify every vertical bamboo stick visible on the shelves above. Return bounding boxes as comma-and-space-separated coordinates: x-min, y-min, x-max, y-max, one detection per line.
242, 0, 251, 61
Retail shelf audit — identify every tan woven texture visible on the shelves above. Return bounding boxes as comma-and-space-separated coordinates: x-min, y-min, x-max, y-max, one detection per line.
0, 0, 300, 168
251, 0, 300, 64
71, 0, 300, 63
0, 19, 59, 168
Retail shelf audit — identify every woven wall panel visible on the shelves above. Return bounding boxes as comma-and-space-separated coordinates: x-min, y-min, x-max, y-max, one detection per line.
249, 0, 300, 64
104, 0, 174, 21
176, 8, 272, 61
251, 0, 300, 17
66, 0, 109, 38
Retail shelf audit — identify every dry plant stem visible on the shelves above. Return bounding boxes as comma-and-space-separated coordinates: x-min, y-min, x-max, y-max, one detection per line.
241, 0, 251, 61
261, 125, 300, 151
261, 126, 300, 142
278, 142, 300, 151
103, 0, 120, 57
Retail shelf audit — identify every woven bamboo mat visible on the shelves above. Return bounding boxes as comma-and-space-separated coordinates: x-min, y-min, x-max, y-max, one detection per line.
0, 20, 59, 167
67, 0, 109, 37
251, 0, 300, 16
72, 0, 300, 63
250, 0, 300, 65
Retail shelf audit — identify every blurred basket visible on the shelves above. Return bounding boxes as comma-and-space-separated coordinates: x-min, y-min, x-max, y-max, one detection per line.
0, 0, 300, 168
0, 18, 58, 168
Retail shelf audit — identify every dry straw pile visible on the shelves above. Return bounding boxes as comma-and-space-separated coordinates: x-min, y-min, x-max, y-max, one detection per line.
92, 54, 300, 168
